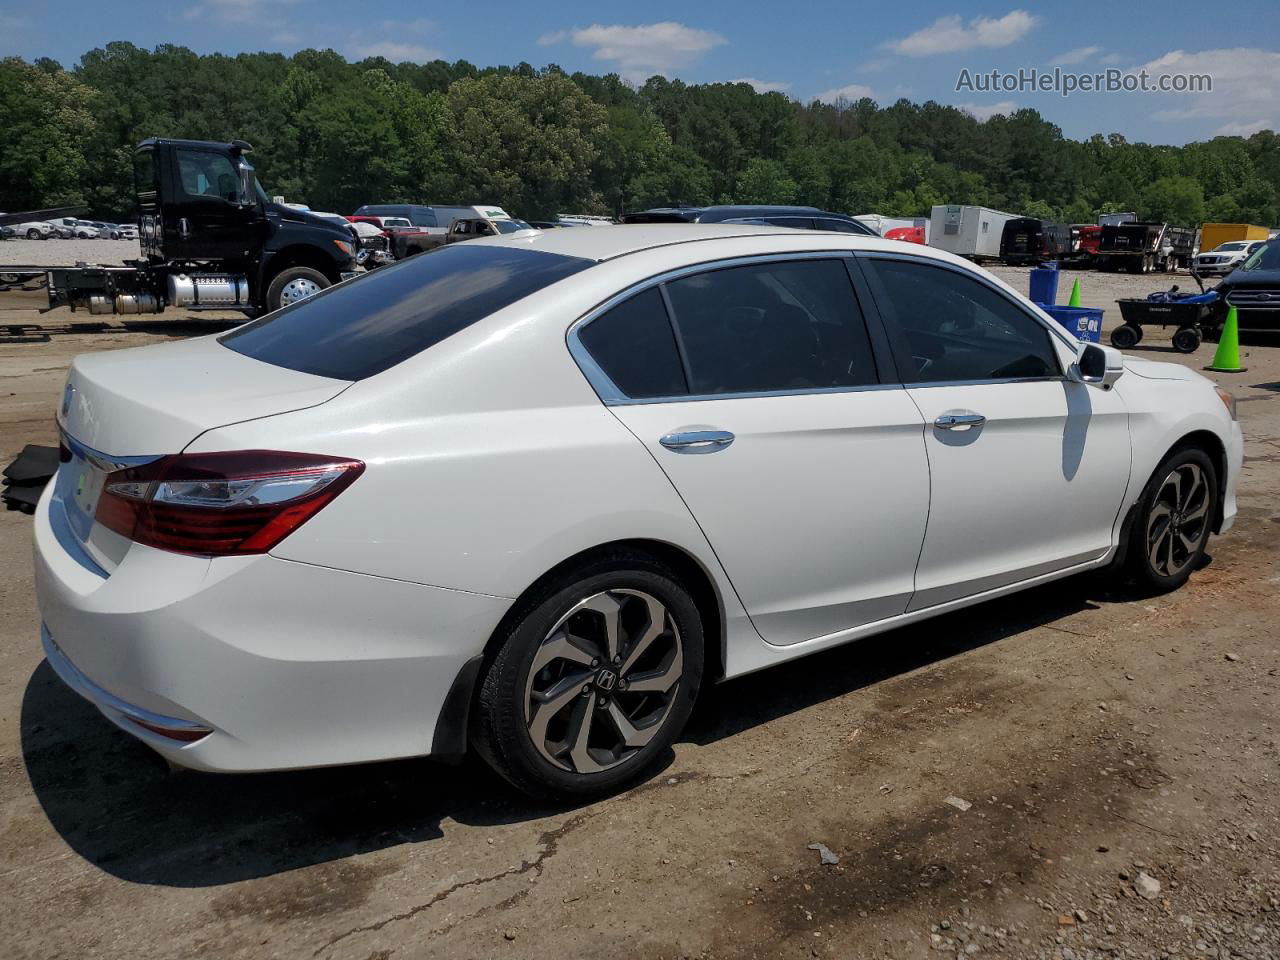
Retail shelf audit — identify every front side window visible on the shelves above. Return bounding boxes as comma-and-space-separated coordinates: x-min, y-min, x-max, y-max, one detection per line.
1240, 241, 1277, 271
863, 258, 1060, 383
221, 245, 592, 380
665, 259, 878, 395
176, 149, 238, 201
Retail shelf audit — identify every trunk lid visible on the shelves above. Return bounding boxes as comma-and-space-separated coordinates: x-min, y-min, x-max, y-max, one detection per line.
53, 335, 350, 573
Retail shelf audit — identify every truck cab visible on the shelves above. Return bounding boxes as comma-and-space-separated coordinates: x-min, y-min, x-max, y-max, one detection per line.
100, 138, 358, 314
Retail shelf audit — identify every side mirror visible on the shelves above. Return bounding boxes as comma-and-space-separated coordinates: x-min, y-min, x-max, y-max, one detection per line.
1073, 342, 1124, 389
236, 157, 258, 209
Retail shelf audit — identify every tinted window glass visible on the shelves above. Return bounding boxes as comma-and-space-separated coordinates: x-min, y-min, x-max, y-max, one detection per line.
176, 149, 238, 201
221, 245, 592, 380
133, 150, 156, 196
665, 259, 877, 395
763, 217, 816, 229
579, 287, 687, 399
865, 258, 1060, 383
816, 217, 862, 234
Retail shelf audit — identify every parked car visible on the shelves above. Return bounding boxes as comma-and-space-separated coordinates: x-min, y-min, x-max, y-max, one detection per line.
35, 225, 1241, 798
621, 205, 876, 235
10, 220, 56, 240
884, 225, 926, 244
1212, 239, 1278, 331
0, 224, 14, 240
388, 205, 523, 257
1194, 240, 1263, 277
445, 217, 535, 241
348, 219, 394, 268
50, 218, 101, 239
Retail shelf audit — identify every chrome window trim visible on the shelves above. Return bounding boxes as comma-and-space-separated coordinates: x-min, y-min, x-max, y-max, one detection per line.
855, 249, 1080, 361
567, 250, 884, 406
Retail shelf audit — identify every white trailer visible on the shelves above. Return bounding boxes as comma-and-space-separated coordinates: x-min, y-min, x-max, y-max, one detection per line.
928, 205, 1019, 260
853, 213, 930, 242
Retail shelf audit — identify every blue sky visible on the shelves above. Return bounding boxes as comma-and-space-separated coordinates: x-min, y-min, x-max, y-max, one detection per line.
3, 0, 1278, 144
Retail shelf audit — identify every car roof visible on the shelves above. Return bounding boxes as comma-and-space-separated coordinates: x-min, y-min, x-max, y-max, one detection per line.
468, 222, 940, 263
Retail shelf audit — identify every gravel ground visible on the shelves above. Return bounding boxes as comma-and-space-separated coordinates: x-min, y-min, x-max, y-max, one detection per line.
1, 252, 1278, 960
0, 237, 141, 267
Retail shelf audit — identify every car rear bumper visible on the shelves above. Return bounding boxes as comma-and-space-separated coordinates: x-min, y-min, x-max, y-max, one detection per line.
33, 485, 511, 772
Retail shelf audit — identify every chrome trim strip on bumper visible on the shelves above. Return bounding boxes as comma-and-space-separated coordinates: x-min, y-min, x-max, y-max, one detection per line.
41, 624, 212, 739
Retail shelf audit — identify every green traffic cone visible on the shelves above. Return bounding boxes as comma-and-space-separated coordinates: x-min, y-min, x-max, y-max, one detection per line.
1067, 279, 1082, 308
1206, 305, 1246, 373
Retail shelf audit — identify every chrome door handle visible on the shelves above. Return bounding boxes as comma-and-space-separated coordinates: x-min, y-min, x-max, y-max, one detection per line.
178, 217, 191, 239
934, 412, 986, 430
659, 430, 735, 452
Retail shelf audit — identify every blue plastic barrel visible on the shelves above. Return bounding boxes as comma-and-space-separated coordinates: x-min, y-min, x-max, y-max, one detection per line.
1028, 261, 1059, 306
1041, 304, 1103, 343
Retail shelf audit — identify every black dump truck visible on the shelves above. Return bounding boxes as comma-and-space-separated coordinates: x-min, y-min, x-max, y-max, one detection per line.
1096, 221, 1196, 274
999, 218, 1070, 266
9, 138, 357, 316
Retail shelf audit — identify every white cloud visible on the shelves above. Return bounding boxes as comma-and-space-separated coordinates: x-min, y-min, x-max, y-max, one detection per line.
955, 100, 1018, 121
733, 77, 791, 93
1214, 119, 1270, 136
350, 41, 442, 63
539, 22, 727, 82
1097, 52, 1124, 65
183, 0, 297, 24
814, 83, 876, 105
1049, 45, 1101, 66
890, 10, 1037, 57
1136, 47, 1280, 136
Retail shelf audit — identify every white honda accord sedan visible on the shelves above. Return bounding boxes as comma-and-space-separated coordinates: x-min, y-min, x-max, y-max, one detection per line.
35, 225, 1242, 797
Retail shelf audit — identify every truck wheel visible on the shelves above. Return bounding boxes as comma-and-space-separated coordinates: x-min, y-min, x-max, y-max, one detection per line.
25, 228, 42, 240
266, 267, 330, 312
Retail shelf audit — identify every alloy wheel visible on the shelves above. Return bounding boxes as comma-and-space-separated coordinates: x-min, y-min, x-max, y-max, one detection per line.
1146, 462, 1210, 577
523, 589, 683, 774
279, 277, 321, 305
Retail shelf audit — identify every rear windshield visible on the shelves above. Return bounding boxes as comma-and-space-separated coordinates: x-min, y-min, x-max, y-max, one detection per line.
220, 245, 592, 380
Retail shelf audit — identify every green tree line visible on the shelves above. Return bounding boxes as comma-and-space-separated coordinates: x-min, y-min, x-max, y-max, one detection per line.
2, 42, 1279, 226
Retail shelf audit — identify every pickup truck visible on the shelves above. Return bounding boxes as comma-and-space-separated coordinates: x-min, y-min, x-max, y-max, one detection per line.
387, 206, 531, 258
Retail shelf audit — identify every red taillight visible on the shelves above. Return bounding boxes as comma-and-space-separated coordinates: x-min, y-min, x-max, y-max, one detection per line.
95, 451, 364, 556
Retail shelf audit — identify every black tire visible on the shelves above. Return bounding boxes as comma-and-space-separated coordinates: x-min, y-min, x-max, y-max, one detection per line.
1171, 327, 1201, 353
25, 228, 41, 240
472, 552, 705, 799
1124, 446, 1217, 593
1110, 324, 1142, 349
264, 266, 330, 313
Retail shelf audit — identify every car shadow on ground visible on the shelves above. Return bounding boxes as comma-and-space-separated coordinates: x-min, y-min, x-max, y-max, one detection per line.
20, 567, 1169, 889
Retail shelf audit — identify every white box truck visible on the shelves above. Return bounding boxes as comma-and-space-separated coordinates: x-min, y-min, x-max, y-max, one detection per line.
928, 205, 1019, 260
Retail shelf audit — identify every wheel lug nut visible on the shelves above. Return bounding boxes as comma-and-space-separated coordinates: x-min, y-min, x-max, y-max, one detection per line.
591, 659, 599, 667
582, 684, 591, 694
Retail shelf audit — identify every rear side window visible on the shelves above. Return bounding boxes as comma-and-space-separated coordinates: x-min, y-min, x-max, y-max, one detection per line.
863, 258, 1060, 383
221, 245, 592, 380
665, 259, 877, 395
578, 288, 688, 399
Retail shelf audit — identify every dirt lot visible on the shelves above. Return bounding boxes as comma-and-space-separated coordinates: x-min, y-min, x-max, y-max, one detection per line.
1, 265, 1278, 960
